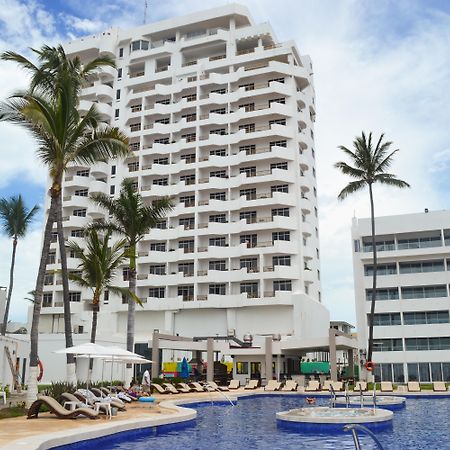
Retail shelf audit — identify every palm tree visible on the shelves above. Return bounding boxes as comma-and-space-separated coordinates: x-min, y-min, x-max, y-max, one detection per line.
67, 230, 134, 375
335, 132, 410, 372
0, 195, 39, 335
90, 179, 172, 374
0, 46, 130, 404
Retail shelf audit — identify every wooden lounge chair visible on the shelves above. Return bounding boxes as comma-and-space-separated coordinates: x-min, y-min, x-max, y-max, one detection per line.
176, 383, 193, 393
380, 382, 393, 392
207, 381, 229, 392
90, 388, 107, 398
353, 381, 368, 392
151, 384, 170, 394
305, 380, 320, 392
228, 379, 240, 390
28, 395, 99, 420
264, 380, 281, 391
74, 390, 126, 411
188, 382, 206, 392
433, 382, 447, 392
163, 383, 180, 394
244, 380, 259, 390
281, 380, 298, 392
61, 393, 110, 416
407, 381, 421, 392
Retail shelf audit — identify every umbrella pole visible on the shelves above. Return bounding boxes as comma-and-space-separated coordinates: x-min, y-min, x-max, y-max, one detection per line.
110, 356, 114, 391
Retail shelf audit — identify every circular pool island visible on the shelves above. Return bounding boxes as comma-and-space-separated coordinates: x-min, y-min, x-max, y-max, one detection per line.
335, 395, 406, 410
276, 407, 393, 432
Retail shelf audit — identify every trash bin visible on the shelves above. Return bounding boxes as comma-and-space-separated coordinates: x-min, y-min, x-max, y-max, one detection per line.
111, 407, 118, 416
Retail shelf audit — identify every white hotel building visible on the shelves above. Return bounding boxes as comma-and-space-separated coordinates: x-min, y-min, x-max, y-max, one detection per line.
352, 210, 450, 384
31, 4, 351, 383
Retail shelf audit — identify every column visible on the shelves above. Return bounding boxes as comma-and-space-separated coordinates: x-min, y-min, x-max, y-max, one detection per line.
265, 336, 273, 383
206, 338, 214, 382
348, 348, 354, 379
151, 329, 160, 379
329, 328, 337, 381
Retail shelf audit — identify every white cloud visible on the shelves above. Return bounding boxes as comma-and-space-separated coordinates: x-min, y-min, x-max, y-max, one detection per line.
2, 0, 450, 329
61, 14, 106, 34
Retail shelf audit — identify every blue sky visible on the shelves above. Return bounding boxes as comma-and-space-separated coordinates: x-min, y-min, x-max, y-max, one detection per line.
0, 0, 450, 325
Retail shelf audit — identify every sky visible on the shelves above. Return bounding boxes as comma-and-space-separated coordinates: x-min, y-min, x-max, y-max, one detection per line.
0, 0, 450, 327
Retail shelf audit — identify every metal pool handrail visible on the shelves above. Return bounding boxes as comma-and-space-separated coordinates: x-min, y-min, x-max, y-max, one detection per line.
343, 424, 384, 450
329, 384, 336, 408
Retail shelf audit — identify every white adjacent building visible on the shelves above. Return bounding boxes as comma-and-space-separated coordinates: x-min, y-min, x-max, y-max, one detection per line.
32, 4, 342, 382
352, 210, 450, 383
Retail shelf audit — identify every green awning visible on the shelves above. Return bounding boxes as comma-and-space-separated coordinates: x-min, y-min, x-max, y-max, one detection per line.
300, 362, 330, 374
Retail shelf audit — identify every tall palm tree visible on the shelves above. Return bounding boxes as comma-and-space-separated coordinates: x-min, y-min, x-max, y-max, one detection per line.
0, 46, 130, 405
90, 179, 172, 374
0, 195, 39, 335
67, 230, 134, 375
335, 131, 410, 372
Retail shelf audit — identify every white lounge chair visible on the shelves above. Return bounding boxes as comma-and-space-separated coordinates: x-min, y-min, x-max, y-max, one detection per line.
433, 382, 447, 392
305, 380, 320, 392
407, 381, 421, 392
353, 381, 367, 392
322, 380, 332, 391
281, 380, 298, 391
207, 381, 229, 391
380, 381, 394, 392
228, 379, 240, 390
331, 381, 344, 392
244, 380, 259, 390
264, 380, 281, 391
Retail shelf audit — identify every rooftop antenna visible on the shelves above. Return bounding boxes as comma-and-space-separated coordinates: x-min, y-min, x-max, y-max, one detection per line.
144, 0, 148, 25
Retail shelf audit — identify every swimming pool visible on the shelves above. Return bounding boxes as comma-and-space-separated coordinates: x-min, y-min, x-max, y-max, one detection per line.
53, 394, 450, 450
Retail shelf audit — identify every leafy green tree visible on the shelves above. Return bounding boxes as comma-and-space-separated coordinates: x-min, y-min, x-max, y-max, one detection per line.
0, 45, 129, 404
0, 195, 39, 335
335, 132, 409, 369
90, 179, 172, 368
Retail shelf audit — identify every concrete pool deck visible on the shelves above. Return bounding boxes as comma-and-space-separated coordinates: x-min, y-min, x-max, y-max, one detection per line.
0, 388, 449, 450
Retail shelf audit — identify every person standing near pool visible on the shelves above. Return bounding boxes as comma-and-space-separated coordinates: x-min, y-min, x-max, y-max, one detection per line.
142, 368, 151, 393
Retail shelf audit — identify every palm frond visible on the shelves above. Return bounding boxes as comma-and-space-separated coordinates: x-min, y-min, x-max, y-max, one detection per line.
337, 180, 367, 200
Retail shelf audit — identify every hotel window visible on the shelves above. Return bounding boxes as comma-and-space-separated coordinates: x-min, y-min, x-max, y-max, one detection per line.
405, 337, 450, 351
209, 284, 226, 295
239, 123, 255, 133
76, 169, 90, 177
180, 195, 195, 207
209, 214, 227, 223
240, 211, 257, 224
270, 162, 288, 171
150, 242, 166, 252
240, 258, 258, 272
211, 88, 227, 95
69, 292, 81, 303
401, 285, 447, 299
117, 68, 122, 78
397, 236, 442, 250
239, 83, 255, 91
119, 48, 124, 57
403, 310, 449, 325
73, 209, 86, 217
153, 178, 168, 185
122, 267, 130, 281
400, 260, 444, 273
240, 188, 256, 200
179, 240, 194, 253
274, 280, 292, 291
110, 185, 115, 195
268, 77, 285, 84
365, 288, 399, 301
210, 148, 227, 157
178, 263, 194, 277
273, 256, 291, 266
128, 162, 139, 172
209, 237, 226, 247
180, 174, 195, 185
371, 313, 401, 326
179, 217, 195, 230
156, 220, 167, 229
239, 103, 255, 112
130, 123, 141, 132
44, 273, 54, 285
42, 293, 53, 307
182, 113, 197, 122
74, 189, 88, 197
239, 144, 256, 155
156, 98, 170, 105
47, 252, 56, 264
240, 282, 259, 298
209, 260, 226, 271
154, 137, 169, 144
154, 157, 169, 165
71, 229, 84, 238
268, 98, 286, 105
130, 105, 142, 113
181, 133, 196, 143
269, 140, 287, 148
149, 287, 165, 298
155, 117, 170, 124
240, 166, 256, 177
210, 107, 227, 115
178, 285, 194, 301
272, 208, 289, 217
210, 170, 227, 178
272, 231, 290, 242
115, 109, 120, 118
116, 89, 121, 100
210, 192, 226, 201
180, 154, 196, 164
182, 94, 197, 102
102, 290, 109, 305
210, 128, 227, 135
364, 263, 397, 276
269, 118, 286, 126
271, 184, 288, 193
240, 234, 257, 248
373, 338, 403, 352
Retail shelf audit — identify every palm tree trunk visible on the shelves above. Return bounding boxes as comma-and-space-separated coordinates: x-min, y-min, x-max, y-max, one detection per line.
126, 244, 137, 382
2, 237, 17, 336
367, 183, 378, 364
55, 191, 76, 384
27, 194, 58, 407
89, 299, 99, 374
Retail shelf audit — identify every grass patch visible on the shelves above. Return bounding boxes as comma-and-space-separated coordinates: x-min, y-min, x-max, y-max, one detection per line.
0, 406, 27, 419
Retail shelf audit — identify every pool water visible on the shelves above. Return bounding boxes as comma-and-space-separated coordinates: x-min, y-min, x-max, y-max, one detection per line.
55, 395, 450, 450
